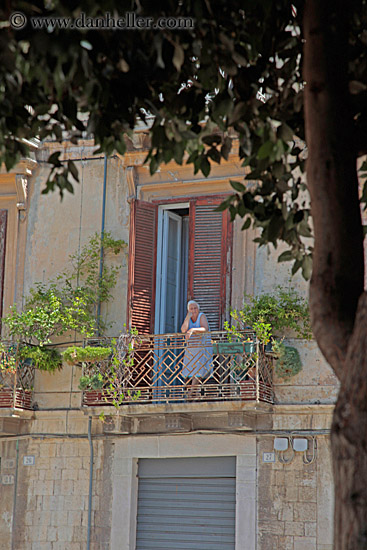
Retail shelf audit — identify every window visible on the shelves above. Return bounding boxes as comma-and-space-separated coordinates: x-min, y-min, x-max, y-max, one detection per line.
127, 196, 232, 334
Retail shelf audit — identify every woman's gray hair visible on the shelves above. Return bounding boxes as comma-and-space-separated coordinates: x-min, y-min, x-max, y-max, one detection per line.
187, 300, 200, 311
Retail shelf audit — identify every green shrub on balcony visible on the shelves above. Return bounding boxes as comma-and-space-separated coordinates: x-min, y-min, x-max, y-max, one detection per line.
225, 287, 311, 379
0, 342, 62, 374
78, 373, 104, 390
225, 286, 312, 345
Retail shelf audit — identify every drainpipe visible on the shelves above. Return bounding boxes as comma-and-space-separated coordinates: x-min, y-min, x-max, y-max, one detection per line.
86, 416, 94, 550
97, 154, 108, 336
11, 438, 19, 550
256, 340, 260, 403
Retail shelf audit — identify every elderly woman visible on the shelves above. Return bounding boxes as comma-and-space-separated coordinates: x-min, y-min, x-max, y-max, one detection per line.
181, 300, 213, 398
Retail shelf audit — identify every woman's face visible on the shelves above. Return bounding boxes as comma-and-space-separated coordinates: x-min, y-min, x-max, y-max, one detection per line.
188, 303, 199, 320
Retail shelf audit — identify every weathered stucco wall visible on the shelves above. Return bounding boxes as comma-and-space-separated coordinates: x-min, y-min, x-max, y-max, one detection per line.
23, 142, 130, 337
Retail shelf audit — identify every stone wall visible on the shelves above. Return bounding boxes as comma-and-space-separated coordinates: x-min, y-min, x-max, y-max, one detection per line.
0, 436, 113, 550
273, 339, 339, 405
258, 436, 334, 550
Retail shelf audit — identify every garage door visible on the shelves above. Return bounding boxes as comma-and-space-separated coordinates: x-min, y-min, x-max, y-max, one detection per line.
136, 456, 236, 550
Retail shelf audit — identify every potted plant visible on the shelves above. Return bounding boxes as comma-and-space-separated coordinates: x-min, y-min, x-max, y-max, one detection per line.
0, 342, 36, 409
225, 286, 312, 379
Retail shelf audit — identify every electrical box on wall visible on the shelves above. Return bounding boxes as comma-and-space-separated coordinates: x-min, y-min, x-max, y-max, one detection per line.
274, 437, 288, 451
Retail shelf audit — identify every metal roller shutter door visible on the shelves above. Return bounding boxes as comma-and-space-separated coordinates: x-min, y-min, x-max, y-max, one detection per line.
136, 457, 236, 550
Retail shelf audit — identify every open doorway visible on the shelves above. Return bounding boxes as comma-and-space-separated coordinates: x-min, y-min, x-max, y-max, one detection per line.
154, 203, 189, 334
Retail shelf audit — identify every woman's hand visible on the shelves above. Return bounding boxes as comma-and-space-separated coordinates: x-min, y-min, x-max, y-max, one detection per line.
181, 312, 192, 333
185, 328, 194, 340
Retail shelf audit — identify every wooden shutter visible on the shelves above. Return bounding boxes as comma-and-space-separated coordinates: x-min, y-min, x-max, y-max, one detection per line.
0, 210, 7, 323
127, 200, 157, 334
188, 198, 232, 331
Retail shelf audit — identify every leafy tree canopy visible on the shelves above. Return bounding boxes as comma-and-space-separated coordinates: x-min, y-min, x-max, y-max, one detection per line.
0, 1, 366, 277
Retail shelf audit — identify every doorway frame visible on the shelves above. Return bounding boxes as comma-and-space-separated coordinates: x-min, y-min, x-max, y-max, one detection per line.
154, 202, 189, 335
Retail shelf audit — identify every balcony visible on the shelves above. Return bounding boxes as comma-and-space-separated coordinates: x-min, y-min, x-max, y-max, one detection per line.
81, 331, 274, 407
0, 343, 35, 410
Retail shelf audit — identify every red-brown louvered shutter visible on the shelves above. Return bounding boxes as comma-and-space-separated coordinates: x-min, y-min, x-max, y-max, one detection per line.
0, 209, 7, 324
188, 197, 232, 331
127, 200, 157, 334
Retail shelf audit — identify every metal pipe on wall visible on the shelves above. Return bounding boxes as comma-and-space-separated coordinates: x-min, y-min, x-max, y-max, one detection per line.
11, 438, 20, 550
97, 154, 108, 336
86, 416, 94, 550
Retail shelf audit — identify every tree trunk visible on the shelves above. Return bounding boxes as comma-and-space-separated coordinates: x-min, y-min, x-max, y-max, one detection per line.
303, 1, 366, 548
332, 292, 367, 550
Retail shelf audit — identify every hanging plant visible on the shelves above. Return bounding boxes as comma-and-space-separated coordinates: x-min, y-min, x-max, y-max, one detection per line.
272, 341, 302, 380
63, 345, 112, 365
18, 345, 62, 372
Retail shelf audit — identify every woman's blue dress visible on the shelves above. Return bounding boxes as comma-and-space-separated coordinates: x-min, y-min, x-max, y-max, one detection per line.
181, 312, 213, 378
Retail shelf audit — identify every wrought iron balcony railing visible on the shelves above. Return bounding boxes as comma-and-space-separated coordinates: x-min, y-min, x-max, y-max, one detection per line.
81, 331, 274, 407
0, 342, 35, 410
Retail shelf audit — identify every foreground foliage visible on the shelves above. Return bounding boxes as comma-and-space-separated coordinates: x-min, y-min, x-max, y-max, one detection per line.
0, 1, 364, 276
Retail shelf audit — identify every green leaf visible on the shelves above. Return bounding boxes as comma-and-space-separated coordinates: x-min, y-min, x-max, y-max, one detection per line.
221, 137, 233, 160
278, 250, 294, 262
68, 160, 79, 182
207, 147, 221, 163
228, 102, 246, 125
278, 123, 294, 142
291, 260, 302, 275
48, 152, 62, 166
215, 197, 233, 212
230, 180, 245, 192
241, 217, 251, 230
302, 255, 313, 280
298, 220, 313, 238
257, 141, 274, 160
149, 156, 158, 175
200, 156, 211, 177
